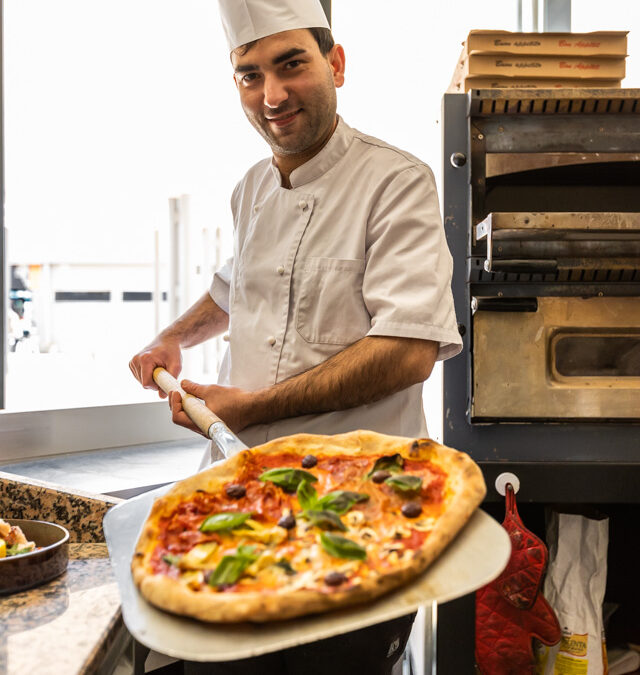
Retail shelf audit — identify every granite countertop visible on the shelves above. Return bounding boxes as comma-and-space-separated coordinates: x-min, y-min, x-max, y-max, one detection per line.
0, 544, 122, 675
0, 472, 125, 675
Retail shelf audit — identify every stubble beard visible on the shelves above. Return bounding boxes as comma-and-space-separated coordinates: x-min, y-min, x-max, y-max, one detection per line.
244, 71, 337, 156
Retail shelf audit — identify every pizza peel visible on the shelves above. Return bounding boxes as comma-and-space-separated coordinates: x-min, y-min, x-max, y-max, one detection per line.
105, 370, 511, 661
105, 493, 510, 662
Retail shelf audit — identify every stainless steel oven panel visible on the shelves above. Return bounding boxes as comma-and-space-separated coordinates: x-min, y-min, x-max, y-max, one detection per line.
472, 297, 640, 420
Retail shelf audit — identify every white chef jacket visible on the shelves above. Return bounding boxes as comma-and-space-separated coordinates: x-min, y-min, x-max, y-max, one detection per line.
208, 117, 462, 454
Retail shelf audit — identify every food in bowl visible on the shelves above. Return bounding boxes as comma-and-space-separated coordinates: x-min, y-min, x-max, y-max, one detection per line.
0, 518, 37, 557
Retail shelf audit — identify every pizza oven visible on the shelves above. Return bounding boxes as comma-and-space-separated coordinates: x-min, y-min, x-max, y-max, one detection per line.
473, 213, 640, 422
437, 86, 640, 674
442, 87, 640, 472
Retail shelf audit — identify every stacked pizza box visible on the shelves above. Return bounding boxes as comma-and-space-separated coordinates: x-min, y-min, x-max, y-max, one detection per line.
448, 30, 628, 92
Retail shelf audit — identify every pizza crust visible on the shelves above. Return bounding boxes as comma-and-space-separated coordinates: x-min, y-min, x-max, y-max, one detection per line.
132, 430, 486, 622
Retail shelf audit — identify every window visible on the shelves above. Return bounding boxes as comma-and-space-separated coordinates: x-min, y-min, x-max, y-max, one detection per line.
1, 1, 265, 459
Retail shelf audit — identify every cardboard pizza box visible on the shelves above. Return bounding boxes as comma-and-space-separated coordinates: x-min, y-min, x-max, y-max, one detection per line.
462, 53, 626, 80
451, 77, 622, 93
446, 48, 622, 93
465, 30, 628, 57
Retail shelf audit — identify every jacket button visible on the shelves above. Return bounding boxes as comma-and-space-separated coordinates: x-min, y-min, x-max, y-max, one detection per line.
267, 336, 276, 346
277, 265, 285, 275
253, 205, 259, 213
298, 200, 308, 211
222, 334, 230, 342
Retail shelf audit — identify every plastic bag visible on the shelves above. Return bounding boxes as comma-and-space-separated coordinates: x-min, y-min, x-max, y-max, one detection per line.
536, 512, 609, 675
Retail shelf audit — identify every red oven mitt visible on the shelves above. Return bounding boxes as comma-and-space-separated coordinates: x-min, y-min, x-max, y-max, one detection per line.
475, 484, 561, 674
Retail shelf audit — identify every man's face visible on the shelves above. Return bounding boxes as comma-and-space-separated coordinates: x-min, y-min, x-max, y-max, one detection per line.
231, 29, 345, 157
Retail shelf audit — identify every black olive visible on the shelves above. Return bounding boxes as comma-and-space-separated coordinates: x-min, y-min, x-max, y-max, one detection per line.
278, 513, 296, 530
401, 501, 422, 518
225, 484, 246, 499
324, 571, 347, 586
301, 454, 318, 468
372, 470, 391, 484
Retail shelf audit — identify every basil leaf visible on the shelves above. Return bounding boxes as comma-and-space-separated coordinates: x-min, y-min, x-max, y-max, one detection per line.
305, 509, 347, 532
297, 480, 318, 511
320, 532, 367, 561
367, 454, 404, 478
207, 556, 253, 586
385, 474, 422, 494
199, 512, 252, 532
316, 490, 370, 515
259, 468, 318, 493
162, 553, 183, 567
274, 559, 297, 576
207, 546, 259, 587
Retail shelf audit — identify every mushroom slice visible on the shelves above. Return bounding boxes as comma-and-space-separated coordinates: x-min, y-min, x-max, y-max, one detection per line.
411, 517, 437, 532
345, 511, 365, 527
392, 525, 412, 539
358, 527, 378, 542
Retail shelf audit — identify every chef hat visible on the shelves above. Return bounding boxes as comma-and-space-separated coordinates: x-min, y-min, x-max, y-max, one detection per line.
218, 0, 330, 52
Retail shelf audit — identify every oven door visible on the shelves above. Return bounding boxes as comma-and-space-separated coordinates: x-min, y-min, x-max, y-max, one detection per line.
472, 297, 640, 421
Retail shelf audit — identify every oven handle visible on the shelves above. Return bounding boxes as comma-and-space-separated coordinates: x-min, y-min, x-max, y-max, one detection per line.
476, 213, 558, 273
472, 297, 539, 313
489, 259, 558, 273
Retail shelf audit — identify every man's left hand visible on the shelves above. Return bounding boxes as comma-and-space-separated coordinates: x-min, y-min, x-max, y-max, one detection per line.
168, 380, 254, 435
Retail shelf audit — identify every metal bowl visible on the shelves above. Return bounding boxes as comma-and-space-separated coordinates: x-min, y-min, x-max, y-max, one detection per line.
0, 519, 70, 595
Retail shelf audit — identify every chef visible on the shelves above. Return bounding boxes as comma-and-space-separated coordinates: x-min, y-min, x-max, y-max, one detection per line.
130, 0, 462, 672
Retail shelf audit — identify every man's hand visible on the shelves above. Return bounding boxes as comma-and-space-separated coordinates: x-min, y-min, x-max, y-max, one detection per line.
128, 292, 229, 398
129, 339, 182, 399
169, 381, 254, 434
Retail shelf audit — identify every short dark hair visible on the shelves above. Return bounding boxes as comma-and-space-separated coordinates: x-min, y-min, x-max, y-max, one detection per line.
308, 27, 335, 55
235, 27, 335, 57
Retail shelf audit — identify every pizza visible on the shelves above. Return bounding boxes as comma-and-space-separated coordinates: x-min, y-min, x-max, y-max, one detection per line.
131, 430, 486, 622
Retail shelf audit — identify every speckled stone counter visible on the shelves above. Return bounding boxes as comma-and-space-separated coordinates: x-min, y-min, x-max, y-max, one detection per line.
0, 471, 121, 543
0, 474, 126, 675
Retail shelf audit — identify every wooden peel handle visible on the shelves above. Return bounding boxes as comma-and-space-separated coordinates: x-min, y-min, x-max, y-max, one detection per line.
153, 367, 222, 437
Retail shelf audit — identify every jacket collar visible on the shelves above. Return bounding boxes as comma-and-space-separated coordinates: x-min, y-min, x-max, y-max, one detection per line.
269, 116, 354, 189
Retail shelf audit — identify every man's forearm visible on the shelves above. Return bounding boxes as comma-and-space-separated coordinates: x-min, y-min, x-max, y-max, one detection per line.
130, 291, 229, 391
247, 336, 438, 426
159, 292, 229, 349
